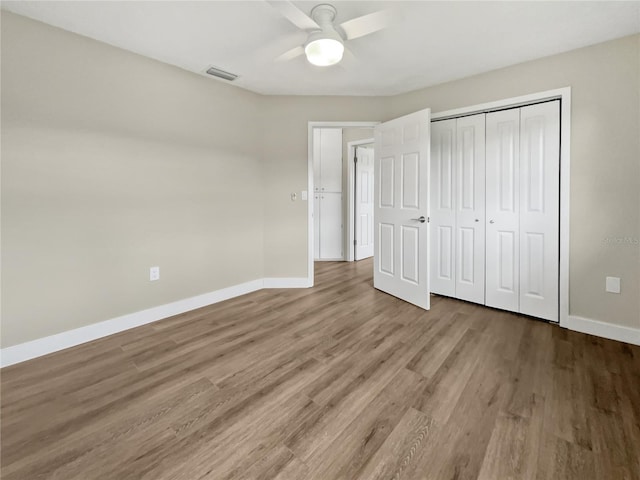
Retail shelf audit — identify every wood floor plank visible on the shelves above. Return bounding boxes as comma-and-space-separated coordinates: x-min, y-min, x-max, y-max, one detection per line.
405, 310, 468, 379
272, 457, 309, 480
502, 319, 554, 419
410, 326, 487, 423
285, 338, 409, 461
2, 377, 216, 479
477, 394, 545, 480
304, 367, 429, 480
411, 338, 509, 480
543, 339, 593, 451
353, 405, 435, 480
535, 433, 596, 480
2, 258, 639, 480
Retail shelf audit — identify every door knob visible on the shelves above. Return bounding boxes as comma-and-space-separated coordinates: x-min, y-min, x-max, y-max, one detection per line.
475, 219, 479, 222
489, 220, 495, 224
412, 216, 426, 223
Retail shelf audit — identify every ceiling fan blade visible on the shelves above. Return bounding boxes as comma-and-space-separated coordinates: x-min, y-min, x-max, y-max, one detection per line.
339, 9, 394, 40
276, 45, 305, 62
266, 1, 319, 31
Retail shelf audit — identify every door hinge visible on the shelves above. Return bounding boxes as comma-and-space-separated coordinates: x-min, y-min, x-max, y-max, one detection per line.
427, 216, 430, 223
354, 239, 357, 246
354, 155, 358, 164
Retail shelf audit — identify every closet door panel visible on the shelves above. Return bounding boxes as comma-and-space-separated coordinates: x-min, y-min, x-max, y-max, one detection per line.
519, 102, 560, 321
485, 109, 520, 312
319, 128, 343, 192
319, 192, 343, 259
430, 119, 456, 296
454, 114, 485, 304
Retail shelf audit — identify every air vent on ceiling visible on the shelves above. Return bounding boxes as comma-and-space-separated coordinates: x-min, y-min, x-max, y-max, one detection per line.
205, 66, 238, 81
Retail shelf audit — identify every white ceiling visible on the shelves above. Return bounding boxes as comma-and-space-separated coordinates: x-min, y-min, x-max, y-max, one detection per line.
3, 1, 639, 96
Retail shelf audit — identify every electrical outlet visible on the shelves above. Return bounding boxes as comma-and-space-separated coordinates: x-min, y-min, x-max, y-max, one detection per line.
150, 266, 160, 281
605, 276, 620, 294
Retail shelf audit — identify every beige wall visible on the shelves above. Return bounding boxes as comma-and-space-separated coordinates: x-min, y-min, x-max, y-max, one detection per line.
1, 12, 264, 347
388, 34, 640, 330
2, 11, 638, 348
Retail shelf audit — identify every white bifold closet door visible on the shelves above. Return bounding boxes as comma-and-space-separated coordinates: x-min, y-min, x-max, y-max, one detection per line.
430, 114, 485, 303
486, 101, 560, 321
485, 108, 520, 312
454, 114, 486, 304
430, 119, 456, 297
432, 101, 559, 322
518, 102, 560, 321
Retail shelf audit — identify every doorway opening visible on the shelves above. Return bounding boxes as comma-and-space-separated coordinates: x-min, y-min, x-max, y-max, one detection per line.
307, 122, 379, 284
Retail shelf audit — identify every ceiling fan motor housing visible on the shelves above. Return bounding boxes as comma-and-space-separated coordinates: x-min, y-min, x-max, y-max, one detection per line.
311, 4, 338, 28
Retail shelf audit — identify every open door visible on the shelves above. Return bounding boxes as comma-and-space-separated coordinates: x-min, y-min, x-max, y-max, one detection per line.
374, 109, 431, 309
355, 145, 374, 260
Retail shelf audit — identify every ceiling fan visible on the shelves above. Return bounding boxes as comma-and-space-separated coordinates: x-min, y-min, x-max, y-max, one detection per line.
266, 1, 394, 67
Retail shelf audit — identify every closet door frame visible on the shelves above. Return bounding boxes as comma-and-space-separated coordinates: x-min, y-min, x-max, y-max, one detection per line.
431, 87, 571, 327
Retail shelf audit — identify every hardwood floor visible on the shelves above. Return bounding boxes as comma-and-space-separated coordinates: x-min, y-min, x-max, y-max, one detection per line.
2, 259, 639, 479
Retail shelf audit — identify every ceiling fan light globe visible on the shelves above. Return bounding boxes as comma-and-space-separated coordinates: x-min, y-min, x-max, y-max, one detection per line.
305, 38, 344, 66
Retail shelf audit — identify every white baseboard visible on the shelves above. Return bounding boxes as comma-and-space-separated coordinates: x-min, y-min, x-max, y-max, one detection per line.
263, 277, 311, 288
566, 315, 640, 346
1, 277, 309, 368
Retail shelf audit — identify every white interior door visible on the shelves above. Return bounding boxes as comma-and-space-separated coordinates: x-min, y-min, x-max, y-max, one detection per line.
485, 108, 520, 312
355, 146, 374, 260
430, 119, 456, 297
519, 101, 560, 321
454, 114, 486, 304
374, 109, 431, 309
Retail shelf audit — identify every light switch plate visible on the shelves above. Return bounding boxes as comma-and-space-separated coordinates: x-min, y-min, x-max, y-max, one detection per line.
605, 276, 620, 294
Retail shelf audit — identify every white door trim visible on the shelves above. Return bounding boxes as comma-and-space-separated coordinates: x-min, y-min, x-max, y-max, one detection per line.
432, 87, 571, 327
346, 138, 375, 262
307, 122, 380, 285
